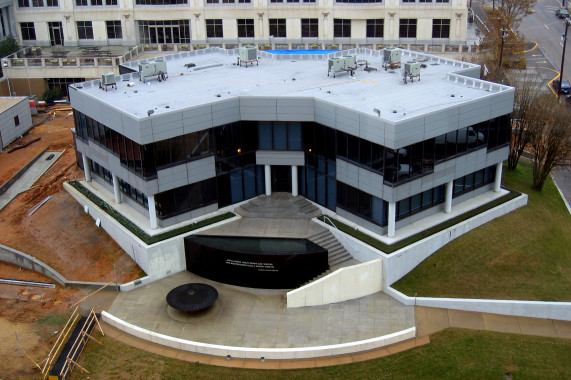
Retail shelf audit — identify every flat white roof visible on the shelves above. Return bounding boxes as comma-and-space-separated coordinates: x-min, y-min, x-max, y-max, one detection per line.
0, 96, 27, 113
75, 48, 512, 123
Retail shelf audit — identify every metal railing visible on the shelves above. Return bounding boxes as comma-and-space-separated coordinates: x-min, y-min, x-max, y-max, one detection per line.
322, 215, 359, 252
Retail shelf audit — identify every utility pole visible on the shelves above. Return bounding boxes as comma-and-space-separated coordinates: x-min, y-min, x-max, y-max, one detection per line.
499, 29, 508, 69
558, 19, 569, 99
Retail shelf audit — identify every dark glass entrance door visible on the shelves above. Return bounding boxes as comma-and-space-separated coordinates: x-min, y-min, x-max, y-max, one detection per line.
271, 166, 291, 193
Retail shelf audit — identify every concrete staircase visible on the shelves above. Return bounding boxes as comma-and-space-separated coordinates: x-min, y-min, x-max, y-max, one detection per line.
308, 230, 356, 269
234, 193, 321, 219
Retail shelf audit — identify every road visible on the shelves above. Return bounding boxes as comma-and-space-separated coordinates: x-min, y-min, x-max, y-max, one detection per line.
519, 0, 571, 85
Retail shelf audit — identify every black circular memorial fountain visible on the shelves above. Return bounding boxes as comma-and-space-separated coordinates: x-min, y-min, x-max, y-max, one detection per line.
165, 283, 220, 322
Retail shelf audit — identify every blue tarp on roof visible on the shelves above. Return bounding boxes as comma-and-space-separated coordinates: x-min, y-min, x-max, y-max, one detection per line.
267, 49, 341, 55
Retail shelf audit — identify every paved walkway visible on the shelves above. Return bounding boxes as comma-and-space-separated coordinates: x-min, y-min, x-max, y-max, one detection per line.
0, 151, 62, 211
108, 271, 414, 349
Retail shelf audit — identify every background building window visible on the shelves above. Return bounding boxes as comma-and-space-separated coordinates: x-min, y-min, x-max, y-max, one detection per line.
334, 19, 351, 38
20, 22, 36, 40
77, 21, 94, 39
432, 19, 450, 38
138, 20, 191, 44
32, 0, 43, 6
75, 0, 88, 5
206, 19, 223, 38
366, 19, 383, 38
399, 19, 417, 38
136, 0, 187, 4
106, 21, 122, 39
18, 0, 30, 8
269, 19, 286, 38
301, 19, 318, 37
46, 0, 57, 4
237, 19, 254, 37
14, 116, 20, 127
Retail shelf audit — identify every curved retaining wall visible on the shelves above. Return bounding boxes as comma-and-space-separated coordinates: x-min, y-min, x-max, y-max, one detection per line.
101, 311, 416, 360
0, 243, 113, 289
0, 243, 67, 285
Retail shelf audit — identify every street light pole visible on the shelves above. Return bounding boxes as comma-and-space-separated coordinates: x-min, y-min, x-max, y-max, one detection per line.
558, 19, 569, 99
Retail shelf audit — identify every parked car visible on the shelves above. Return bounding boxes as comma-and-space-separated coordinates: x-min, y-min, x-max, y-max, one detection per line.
555, 8, 569, 18
553, 78, 571, 94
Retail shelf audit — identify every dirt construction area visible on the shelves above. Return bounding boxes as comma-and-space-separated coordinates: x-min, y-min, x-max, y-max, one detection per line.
0, 105, 141, 379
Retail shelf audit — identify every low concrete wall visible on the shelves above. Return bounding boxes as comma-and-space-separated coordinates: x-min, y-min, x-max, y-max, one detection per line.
0, 243, 67, 285
287, 259, 382, 308
385, 286, 571, 322
102, 311, 416, 360
64, 181, 239, 285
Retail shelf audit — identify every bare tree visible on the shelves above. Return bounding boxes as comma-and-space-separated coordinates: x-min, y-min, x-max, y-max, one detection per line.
529, 95, 571, 191
506, 71, 542, 169
479, 0, 536, 76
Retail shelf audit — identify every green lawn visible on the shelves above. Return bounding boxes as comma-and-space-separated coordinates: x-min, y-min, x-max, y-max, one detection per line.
71, 328, 571, 379
392, 161, 571, 301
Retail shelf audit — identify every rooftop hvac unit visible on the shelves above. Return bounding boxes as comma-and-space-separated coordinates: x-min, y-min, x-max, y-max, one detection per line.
100, 72, 117, 91
139, 60, 168, 82
328, 55, 357, 77
343, 54, 357, 69
238, 46, 258, 67
403, 61, 421, 84
240, 46, 257, 61
383, 48, 402, 70
404, 61, 421, 77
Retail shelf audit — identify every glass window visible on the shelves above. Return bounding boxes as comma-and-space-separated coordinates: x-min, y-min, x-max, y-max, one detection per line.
301, 19, 318, 38
46, 0, 58, 3
106, 21, 122, 39
269, 19, 286, 38
20, 23, 36, 40
258, 122, 272, 150
18, 0, 30, 7
76, 0, 87, 5
237, 19, 254, 38
77, 21, 94, 39
366, 19, 384, 38
334, 19, 351, 38
206, 19, 223, 38
432, 19, 450, 39
32, 0, 43, 6
138, 20, 191, 44
399, 19, 417, 38
273, 122, 287, 150
288, 122, 302, 150
410, 193, 422, 212
359, 139, 372, 167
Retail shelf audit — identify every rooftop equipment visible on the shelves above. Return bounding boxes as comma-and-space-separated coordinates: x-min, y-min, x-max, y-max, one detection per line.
403, 61, 421, 84
100, 72, 117, 91
139, 59, 168, 82
327, 54, 357, 78
238, 46, 258, 67
383, 48, 402, 70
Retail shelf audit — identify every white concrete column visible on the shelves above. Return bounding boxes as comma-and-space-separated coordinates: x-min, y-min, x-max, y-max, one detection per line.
82, 154, 92, 182
112, 173, 122, 204
264, 164, 271, 196
445, 180, 453, 213
291, 165, 298, 197
494, 162, 503, 192
147, 194, 158, 230
388, 201, 396, 238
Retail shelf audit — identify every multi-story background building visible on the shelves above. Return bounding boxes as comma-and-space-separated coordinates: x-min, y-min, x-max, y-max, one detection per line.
12, 0, 467, 49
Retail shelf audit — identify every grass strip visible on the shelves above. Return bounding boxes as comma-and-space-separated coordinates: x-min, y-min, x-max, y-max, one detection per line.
318, 189, 520, 254
73, 328, 571, 379
68, 180, 235, 245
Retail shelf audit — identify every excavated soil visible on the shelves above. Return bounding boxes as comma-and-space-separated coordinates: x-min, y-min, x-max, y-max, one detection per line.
0, 106, 142, 379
